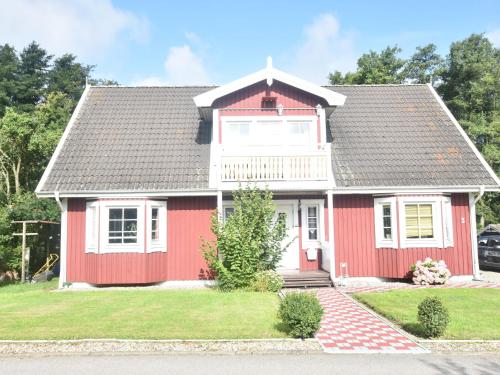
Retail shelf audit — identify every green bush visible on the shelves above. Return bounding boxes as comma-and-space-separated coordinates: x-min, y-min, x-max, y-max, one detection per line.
250, 270, 284, 292
417, 296, 450, 338
202, 187, 287, 291
279, 292, 323, 338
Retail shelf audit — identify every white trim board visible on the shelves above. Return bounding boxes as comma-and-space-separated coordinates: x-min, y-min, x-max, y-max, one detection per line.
427, 83, 500, 186
36, 85, 91, 194
193, 57, 346, 108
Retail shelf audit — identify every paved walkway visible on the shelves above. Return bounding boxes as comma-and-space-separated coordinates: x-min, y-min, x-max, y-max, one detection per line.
315, 289, 427, 353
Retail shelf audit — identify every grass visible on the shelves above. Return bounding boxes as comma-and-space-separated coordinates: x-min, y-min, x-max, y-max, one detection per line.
0, 279, 287, 340
354, 288, 500, 340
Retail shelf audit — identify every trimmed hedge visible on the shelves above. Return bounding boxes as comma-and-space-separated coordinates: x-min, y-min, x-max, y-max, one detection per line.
279, 292, 323, 338
417, 296, 450, 338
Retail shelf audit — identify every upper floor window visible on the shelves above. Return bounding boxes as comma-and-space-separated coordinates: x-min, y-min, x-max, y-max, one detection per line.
221, 116, 316, 145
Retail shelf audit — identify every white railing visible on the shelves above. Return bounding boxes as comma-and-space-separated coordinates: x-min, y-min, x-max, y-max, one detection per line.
220, 146, 330, 182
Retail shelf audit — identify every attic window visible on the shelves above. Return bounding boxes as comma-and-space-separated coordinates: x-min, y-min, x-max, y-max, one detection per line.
261, 96, 277, 109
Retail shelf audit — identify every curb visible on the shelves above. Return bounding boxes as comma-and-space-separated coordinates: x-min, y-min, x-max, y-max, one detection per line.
0, 338, 323, 356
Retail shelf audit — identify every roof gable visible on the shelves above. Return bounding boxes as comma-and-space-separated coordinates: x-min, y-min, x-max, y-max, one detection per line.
193, 57, 346, 108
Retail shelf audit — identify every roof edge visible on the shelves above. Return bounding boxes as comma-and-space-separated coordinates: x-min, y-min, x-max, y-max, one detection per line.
35, 85, 92, 194
427, 83, 500, 187
193, 58, 346, 107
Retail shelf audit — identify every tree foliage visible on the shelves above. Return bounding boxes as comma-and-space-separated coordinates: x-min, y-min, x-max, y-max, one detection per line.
0, 41, 116, 275
202, 187, 287, 291
329, 35, 499, 225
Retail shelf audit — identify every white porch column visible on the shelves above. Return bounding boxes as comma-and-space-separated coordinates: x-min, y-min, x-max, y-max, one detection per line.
58, 198, 68, 289
469, 192, 481, 280
217, 190, 223, 221
327, 189, 336, 279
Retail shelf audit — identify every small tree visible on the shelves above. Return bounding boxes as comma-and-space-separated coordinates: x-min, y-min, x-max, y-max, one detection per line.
202, 187, 287, 291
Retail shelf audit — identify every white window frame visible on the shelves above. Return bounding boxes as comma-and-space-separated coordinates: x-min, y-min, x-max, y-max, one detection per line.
301, 199, 325, 247
146, 200, 167, 253
99, 200, 146, 253
221, 115, 317, 146
85, 200, 99, 253
399, 197, 443, 248
374, 197, 398, 249
442, 196, 454, 247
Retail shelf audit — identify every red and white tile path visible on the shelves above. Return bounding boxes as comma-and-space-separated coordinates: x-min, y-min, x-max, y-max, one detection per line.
315, 289, 428, 354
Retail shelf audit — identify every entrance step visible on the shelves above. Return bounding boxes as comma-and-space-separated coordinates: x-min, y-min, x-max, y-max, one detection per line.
282, 271, 332, 288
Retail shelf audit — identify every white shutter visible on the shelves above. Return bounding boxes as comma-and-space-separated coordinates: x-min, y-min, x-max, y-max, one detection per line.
85, 201, 99, 253
146, 200, 167, 253
443, 196, 454, 247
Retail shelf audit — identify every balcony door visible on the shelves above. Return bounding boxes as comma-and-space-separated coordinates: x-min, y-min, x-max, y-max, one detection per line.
275, 203, 300, 270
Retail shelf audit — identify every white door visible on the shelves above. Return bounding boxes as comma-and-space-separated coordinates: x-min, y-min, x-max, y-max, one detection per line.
275, 204, 300, 270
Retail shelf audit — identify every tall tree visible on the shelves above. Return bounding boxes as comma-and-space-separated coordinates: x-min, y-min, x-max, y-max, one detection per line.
0, 44, 20, 117
403, 44, 444, 84
438, 34, 500, 226
329, 46, 406, 84
48, 54, 94, 101
16, 42, 52, 111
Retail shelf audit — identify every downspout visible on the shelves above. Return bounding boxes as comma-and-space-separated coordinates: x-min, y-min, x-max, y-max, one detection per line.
54, 191, 63, 210
470, 186, 484, 280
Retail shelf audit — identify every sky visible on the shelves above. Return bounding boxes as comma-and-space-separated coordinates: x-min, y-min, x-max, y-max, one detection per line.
0, 0, 499, 86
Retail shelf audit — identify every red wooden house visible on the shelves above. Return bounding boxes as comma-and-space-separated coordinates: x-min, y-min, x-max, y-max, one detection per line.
36, 58, 500, 287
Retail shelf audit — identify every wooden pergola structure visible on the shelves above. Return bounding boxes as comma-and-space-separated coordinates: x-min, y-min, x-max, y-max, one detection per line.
12, 220, 59, 283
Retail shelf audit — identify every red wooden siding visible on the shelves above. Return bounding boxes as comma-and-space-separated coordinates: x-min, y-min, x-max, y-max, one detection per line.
214, 80, 327, 112
66, 197, 216, 284
333, 194, 472, 278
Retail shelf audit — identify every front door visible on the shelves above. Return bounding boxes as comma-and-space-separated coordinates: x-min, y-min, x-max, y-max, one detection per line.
275, 203, 300, 270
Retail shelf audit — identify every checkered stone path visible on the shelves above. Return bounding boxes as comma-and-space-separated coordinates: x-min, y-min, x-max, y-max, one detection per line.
316, 289, 427, 354
340, 281, 500, 294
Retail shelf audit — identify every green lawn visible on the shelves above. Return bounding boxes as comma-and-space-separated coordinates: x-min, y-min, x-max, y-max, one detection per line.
0, 279, 286, 340
354, 288, 500, 340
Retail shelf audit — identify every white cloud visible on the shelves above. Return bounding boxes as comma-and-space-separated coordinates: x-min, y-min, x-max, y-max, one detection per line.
133, 41, 210, 86
486, 29, 500, 48
0, 0, 149, 58
288, 14, 357, 84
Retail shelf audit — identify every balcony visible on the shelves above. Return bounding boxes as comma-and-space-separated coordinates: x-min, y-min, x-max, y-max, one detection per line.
218, 145, 331, 182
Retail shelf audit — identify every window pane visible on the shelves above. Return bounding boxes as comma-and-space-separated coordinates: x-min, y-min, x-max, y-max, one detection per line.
109, 220, 122, 232
406, 216, 418, 227
406, 227, 419, 239
152, 208, 158, 220
224, 207, 234, 218
124, 238, 137, 244
420, 227, 434, 238
109, 238, 121, 243
109, 232, 121, 238
124, 208, 137, 219
383, 216, 391, 228
124, 220, 137, 232
405, 204, 418, 217
420, 216, 433, 228
109, 208, 122, 220
383, 227, 392, 239
383, 205, 391, 216
308, 206, 317, 217
419, 204, 432, 216
308, 217, 317, 228
308, 229, 318, 240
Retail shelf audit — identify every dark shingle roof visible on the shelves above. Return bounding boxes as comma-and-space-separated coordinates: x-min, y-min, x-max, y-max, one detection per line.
38, 84, 498, 193
327, 85, 497, 187
40, 86, 213, 192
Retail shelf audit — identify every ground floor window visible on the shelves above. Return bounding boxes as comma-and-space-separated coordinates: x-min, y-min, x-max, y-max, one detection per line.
374, 195, 453, 249
85, 200, 167, 253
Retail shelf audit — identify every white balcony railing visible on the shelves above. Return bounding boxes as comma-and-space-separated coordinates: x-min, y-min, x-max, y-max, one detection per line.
219, 146, 330, 182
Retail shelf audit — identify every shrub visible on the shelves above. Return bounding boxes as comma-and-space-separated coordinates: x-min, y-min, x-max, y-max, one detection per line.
202, 187, 287, 291
250, 270, 284, 292
417, 296, 450, 338
411, 257, 451, 285
279, 292, 323, 338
